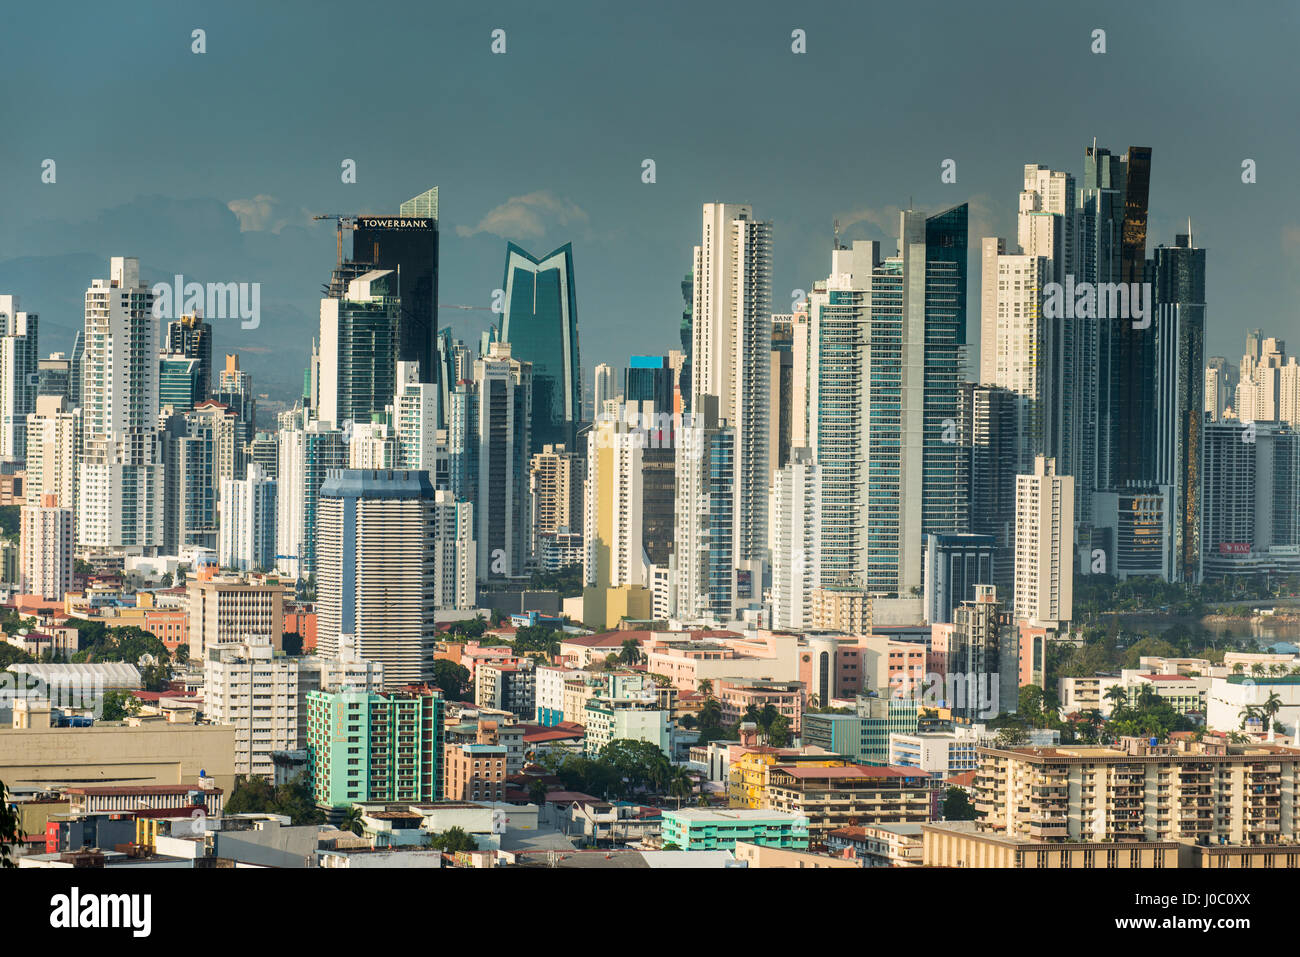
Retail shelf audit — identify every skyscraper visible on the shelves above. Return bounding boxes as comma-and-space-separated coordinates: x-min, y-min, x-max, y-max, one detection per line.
319, 269, 400, 430
0, 295, 38, 463
1079, 144, 1154, 498
593, 362, 617, 419
24, 395, 78, 521
276, 416, 347, 580
673, 395, 735, 623
960, 382, 1019, 598
692, 204, 771, 567
500, 242, 580, 454
451, 341, 532, 581
583, 409, 651, 629
529, 443, 583, 559
164, 314, 213, 401
159, 356, 202, 413
625, 356, 673, 414
808, 206, 969, 594
769, 449, 821, 631
1201, 421, 1300, 579
923, 533, 996, 626
1014, 456, 1075, 630
218, 462, 277, 573
78, 257, 164, 552
352, 188, 440, 385
1152, 232, 1206, 583
20, 494, 72, 600
317, 469, 469, 687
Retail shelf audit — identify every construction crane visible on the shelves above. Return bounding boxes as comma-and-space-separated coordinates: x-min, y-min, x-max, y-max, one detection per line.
312, 214, 357, 265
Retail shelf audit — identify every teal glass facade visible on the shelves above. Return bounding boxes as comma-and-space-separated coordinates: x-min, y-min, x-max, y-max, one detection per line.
500, 242, 580, 453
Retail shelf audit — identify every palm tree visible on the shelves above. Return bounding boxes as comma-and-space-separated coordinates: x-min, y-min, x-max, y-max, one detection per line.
1260, 692, 1283, 742
698, 697, 723, 730
619, 638, 642, 666
696, 679, 713, 697
341, 805, 364, 837
1239, 705, 1260, 732
667, 767, 694, 808
1103, 685, 1128, 717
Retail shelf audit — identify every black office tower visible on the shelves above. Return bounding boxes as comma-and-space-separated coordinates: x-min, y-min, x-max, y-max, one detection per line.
352, 187, 439, 384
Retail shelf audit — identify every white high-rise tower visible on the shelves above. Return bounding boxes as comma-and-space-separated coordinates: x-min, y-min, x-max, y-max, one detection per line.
692, 203, 772, 568
77, 257, 164, 551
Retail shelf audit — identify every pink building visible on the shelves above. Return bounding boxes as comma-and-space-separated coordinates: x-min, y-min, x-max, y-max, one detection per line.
716, 678, 805, 733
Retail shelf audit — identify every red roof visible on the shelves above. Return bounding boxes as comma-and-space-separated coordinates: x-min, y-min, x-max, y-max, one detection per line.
561, 632, 627, 648
1141, 674, 1192, 682
774, 764, 924, 781
67, 785, 222, 796
521, 725, 586, 743
945, 770, 977, 788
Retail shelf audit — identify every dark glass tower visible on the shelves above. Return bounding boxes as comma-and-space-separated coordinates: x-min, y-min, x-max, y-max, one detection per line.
352, 188, 439, 384
499, 242, 580, 454
625, 355, 674, 413
165, 315, 213, 401
1112, 146, 1155, 490
1153, 232, 1206, 582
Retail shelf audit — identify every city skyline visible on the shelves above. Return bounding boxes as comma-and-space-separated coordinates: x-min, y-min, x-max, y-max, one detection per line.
2, 0, 1295, 404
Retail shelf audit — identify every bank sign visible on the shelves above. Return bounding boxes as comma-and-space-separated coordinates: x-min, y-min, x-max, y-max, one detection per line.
1219, 542, 1251, 555
356, 217, 433, 230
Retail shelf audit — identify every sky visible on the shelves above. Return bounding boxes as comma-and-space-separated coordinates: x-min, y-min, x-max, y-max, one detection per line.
2, 0, 1297, 405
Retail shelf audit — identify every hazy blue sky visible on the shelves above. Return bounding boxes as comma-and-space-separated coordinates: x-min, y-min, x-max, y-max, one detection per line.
2, 0, 1296, 402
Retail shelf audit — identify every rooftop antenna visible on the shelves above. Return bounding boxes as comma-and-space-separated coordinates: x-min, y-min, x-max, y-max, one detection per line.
1188, 216, 1193, 247
833, 219, 841, 250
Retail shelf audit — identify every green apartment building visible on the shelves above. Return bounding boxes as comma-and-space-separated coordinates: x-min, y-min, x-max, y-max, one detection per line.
306, 688, 443, 809
660, 808, 810, 851
802, 696, 919, 765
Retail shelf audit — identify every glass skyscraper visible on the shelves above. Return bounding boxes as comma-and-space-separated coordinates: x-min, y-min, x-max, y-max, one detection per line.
500, 242, 580, 453
352, 188, 439, 385
625, 355, 674, 413
809, 205, 968, 594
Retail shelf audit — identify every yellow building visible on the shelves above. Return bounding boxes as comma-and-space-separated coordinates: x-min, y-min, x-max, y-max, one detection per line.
976, 736, 1300, 847
922, 821, 1183, 868
728, 749, 848, 809
582, 414, 653, 631
0, 722, 238, 794
733, 842, 858, 868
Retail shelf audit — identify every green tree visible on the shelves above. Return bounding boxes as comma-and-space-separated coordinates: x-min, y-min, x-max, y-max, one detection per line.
0, 779, 19, 868
0, 644, 34, 670
224, 775, 276, 815
766, 712, 792, 748
431, 659, 471, 701
942, 787, 977, 821
427, 826, 479, 853
341, 805, 365, 836
619, 638, 642, 666
99, 689, 140, 722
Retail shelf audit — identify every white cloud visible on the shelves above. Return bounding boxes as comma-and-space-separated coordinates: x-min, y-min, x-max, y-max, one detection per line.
227, 195, 309, 234
456, 191, 588, 239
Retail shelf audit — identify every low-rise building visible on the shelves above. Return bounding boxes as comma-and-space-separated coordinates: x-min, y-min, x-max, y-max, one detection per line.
660, 808, 809, 851
826, 823, 923, 866
922, 820, 1182, 868
764, 764, 933, 842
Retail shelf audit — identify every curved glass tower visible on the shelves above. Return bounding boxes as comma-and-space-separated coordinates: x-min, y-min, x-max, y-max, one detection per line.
499, 242, 580, 453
